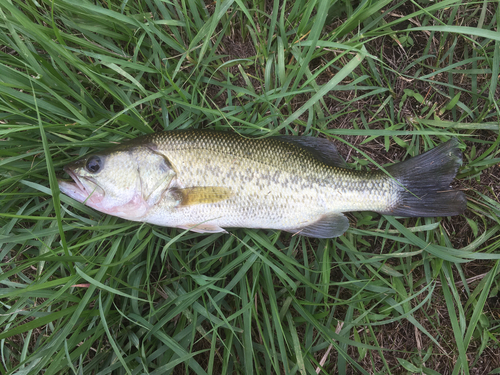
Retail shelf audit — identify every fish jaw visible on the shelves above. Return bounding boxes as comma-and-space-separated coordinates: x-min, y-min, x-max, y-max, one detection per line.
58, 179, 92, 204
59, 166, 105, 205
58, 172, 149, 220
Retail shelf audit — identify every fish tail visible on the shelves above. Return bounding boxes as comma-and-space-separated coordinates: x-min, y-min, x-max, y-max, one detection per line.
382, 138, 466, 217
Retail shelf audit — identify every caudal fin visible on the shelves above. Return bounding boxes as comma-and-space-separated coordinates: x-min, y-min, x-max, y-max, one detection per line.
382, 138, 466, 217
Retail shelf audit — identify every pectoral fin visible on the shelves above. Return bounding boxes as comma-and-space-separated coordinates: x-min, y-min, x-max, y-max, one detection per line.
171, 187, 233, 207
288, 213, 349, 238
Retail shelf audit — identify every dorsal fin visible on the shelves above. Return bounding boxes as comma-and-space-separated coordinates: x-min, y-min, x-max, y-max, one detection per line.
272, 136, 347, 168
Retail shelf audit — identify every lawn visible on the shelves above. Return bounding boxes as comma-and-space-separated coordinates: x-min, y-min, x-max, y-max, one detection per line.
1, 0, 500, 374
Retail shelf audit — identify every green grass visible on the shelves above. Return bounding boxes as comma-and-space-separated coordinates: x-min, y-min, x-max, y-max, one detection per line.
1, 0, 500, 374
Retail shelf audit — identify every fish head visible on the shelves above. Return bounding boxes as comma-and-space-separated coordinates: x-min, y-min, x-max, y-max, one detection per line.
59, 146, 176, 220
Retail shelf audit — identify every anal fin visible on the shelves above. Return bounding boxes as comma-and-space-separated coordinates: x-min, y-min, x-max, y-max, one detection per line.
288, 213, 349, 238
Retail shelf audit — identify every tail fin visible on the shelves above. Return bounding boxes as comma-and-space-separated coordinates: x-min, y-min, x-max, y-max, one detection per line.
382, 138, 466, 217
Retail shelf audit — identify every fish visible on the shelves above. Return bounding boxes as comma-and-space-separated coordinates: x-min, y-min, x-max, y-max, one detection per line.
58, 130, 467, 238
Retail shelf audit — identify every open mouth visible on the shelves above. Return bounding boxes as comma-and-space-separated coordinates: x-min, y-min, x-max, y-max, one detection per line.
58, 168, 104, 204
65, 166, 87, 192
58, 179, 88, 204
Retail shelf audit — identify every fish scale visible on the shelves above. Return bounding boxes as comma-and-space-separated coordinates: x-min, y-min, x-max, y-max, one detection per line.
147, 134, 330, 231
59, 130, 466, 238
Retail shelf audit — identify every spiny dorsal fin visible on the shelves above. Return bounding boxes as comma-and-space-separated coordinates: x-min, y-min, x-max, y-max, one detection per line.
171, 186, 233, 207
272, 136, 347, 168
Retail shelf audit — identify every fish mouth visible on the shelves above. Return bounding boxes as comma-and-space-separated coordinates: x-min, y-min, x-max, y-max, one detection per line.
59, 167, 104, 204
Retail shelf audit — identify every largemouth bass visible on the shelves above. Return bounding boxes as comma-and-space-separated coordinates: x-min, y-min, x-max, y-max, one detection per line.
58, 131, 466, 238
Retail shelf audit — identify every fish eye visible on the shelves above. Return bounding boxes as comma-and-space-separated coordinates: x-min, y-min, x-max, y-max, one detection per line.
85, 156, 103, 174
